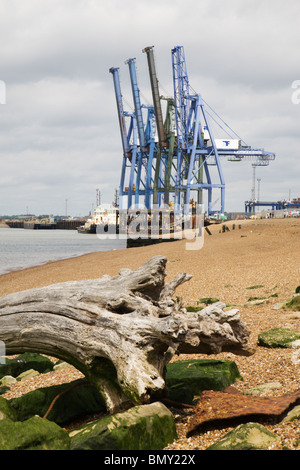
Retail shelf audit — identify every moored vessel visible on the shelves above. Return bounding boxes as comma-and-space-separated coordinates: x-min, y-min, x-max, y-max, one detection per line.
77, 205, 118, 234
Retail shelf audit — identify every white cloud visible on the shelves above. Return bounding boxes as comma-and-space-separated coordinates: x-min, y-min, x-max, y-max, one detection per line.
0, 0, 299, 215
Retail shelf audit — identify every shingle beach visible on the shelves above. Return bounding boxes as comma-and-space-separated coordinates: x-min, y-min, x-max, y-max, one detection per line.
1, 217, 300, 450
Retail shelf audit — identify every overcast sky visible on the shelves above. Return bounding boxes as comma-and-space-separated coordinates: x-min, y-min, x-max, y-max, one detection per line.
0, 0, 299, 216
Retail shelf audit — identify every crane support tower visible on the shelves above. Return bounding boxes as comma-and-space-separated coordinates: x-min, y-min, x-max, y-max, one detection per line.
110, 46, 275, 215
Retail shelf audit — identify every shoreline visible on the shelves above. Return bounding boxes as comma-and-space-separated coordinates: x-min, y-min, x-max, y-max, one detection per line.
0, 218, 252, 297
0, 247, 126, 278
1, 217, 300, 306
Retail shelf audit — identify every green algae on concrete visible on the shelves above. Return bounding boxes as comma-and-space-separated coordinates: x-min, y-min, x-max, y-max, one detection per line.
284, 295, 300, 311
166, 359, 242, 400
0, 416, 70, 450
69, 402, 177, 450
257, 328, 300, 348
0, 396, 18, 421
206, 422, 280, 450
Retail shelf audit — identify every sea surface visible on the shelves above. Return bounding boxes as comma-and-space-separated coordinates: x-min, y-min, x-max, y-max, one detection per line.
0, 228, 126, 275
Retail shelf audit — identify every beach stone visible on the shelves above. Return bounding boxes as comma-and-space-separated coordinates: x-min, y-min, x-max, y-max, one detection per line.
0, 352, 54, 379
246, 298, 269, 307
274, 295, 300, 311
206, 422, 280, 450
282, 405, 300, 423
273, 302, 288, 310
53, 361, 71, 371
245, 381, 282, 396
9, 378, 106, 425
257, 328, 300, 348
166, 359, 242, 403
69, 402, 177, 450
284, 313, 300, 320
0, 416, 70, 450
0, 375, 17, 386
16, 369, 40, 381
286, 295, 300, 309
0, 396, 18, 421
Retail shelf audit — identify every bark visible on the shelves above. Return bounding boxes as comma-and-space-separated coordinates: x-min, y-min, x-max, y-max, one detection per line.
0, 255, 254, 413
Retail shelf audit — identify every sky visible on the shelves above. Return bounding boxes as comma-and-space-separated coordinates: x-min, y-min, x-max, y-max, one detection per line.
0, 0, 299, 217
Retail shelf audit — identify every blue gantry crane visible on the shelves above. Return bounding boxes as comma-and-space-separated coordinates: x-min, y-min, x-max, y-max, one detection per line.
110, 46, 275, 216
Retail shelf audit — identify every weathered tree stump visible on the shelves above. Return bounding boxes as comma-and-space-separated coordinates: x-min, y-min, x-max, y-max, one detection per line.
0, 256, 254, 413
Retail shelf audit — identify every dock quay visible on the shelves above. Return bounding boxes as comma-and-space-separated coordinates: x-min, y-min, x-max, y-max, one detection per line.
6, 219, 87, 230
56, 220, 86, 230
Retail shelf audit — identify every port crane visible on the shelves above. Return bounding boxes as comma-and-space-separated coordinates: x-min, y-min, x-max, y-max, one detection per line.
110, 46, 275, 215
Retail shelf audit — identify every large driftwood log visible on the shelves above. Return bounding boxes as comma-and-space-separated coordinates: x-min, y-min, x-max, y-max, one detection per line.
0, 256, 253, 413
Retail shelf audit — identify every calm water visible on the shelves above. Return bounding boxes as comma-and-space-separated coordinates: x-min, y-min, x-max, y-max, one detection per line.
0, 228, 126, 275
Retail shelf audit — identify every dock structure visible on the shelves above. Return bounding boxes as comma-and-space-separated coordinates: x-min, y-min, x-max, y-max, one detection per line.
245, 200, 300, 216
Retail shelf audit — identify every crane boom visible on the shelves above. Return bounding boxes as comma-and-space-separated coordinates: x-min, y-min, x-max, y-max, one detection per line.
143, 46, 167, 147
126, 58, 146, 149
109, 67, 130, 157
172, 46, 190, 150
